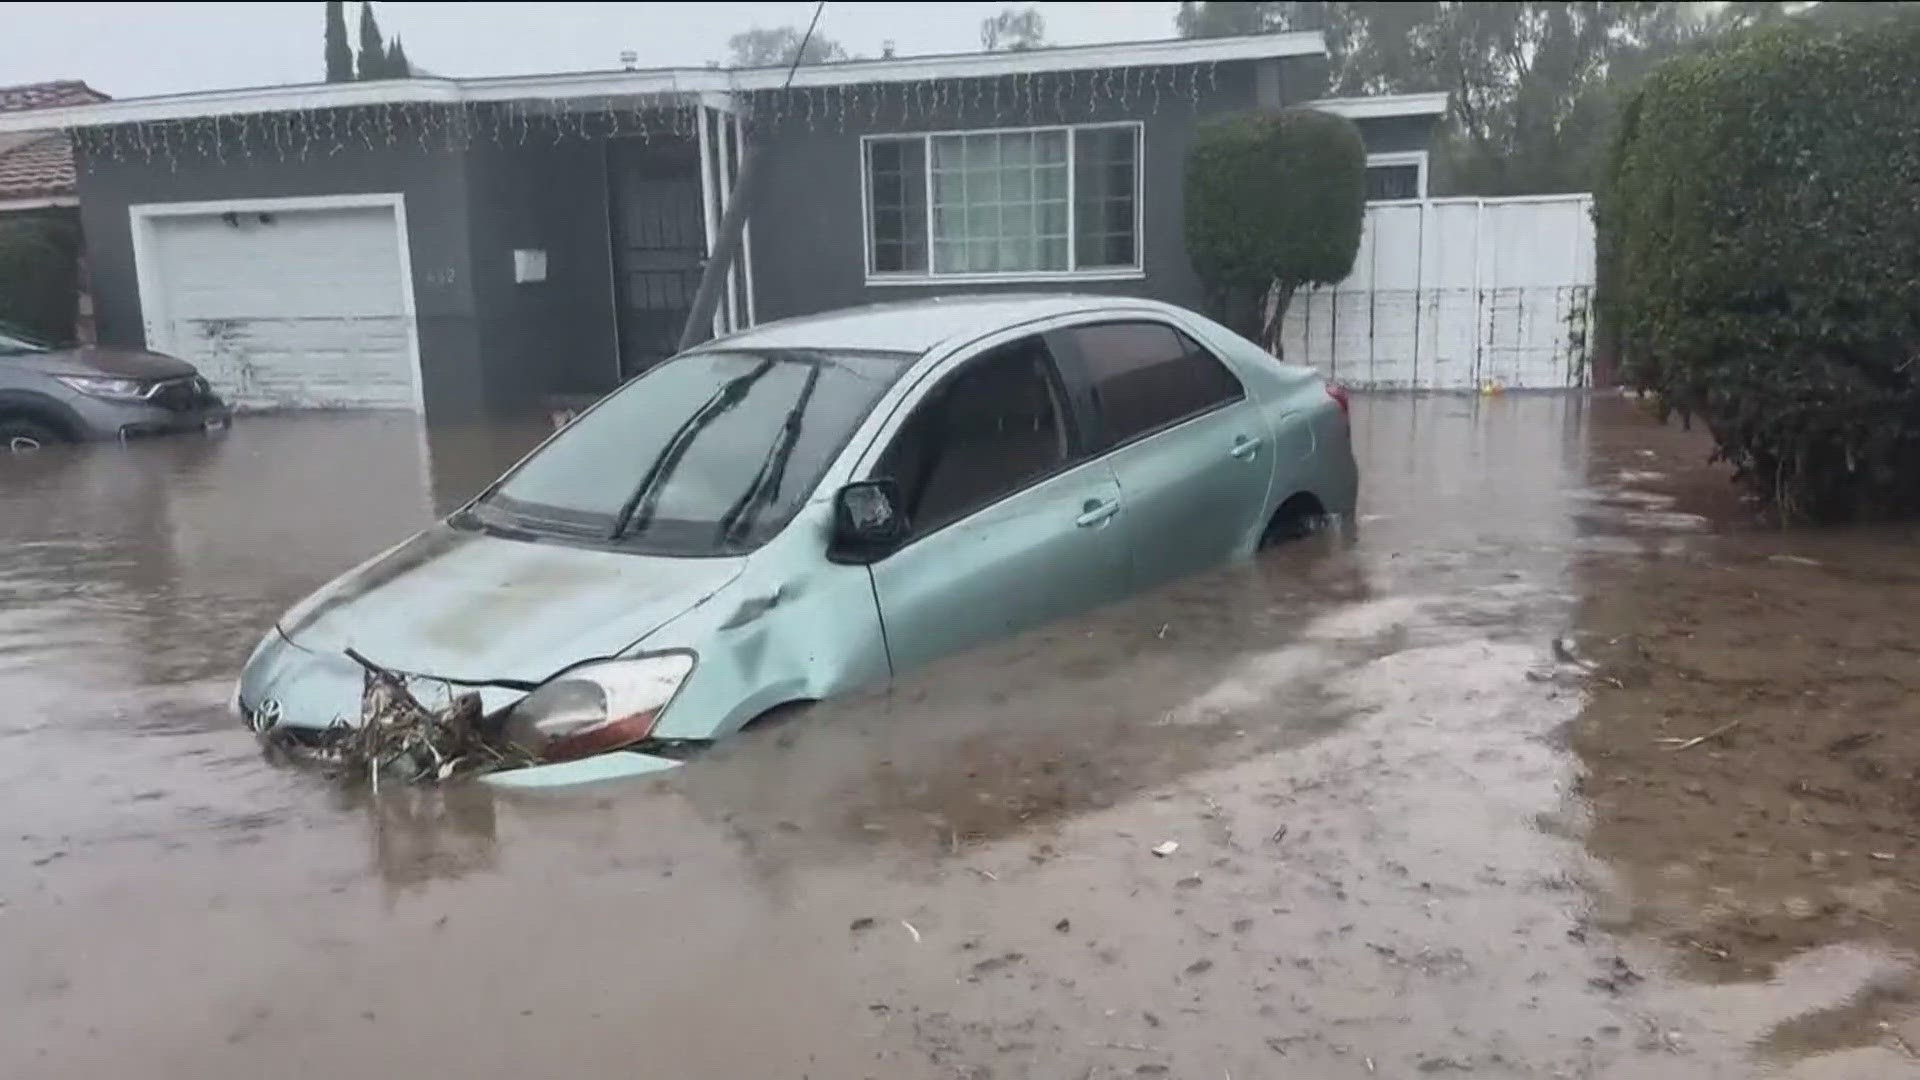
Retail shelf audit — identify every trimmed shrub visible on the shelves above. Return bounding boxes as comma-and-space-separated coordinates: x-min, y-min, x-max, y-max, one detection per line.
1185, 108, 1364, 349
1596, 13, 1920, 520
0, 210, 82, 343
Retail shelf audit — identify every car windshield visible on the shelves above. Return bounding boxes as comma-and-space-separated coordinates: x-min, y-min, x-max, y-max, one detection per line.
471, 348, 914, 556
0, 325, 52, 355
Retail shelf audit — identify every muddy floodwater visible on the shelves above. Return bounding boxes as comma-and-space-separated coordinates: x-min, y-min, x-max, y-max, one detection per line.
4, 396, 1918, 1078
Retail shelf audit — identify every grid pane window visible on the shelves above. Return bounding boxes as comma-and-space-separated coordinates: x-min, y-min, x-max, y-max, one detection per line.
930, 130, 1070, 274
866, 139, 928, 273
864, 124, 1141, 279
1073, 126, 1139, 268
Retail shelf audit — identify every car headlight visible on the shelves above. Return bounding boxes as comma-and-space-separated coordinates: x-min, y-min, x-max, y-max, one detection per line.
55, 375, 150, 401
500, 652, 694, 761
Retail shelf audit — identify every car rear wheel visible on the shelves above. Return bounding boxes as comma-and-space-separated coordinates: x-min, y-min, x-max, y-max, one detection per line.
0, 417, 64, 452
1261, 493, 1328, 546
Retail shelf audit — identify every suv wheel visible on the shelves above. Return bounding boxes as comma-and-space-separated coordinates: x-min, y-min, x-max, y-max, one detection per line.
0, 417, 64, 452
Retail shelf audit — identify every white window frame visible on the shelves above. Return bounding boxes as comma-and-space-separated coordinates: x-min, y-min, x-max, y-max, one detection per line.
860, 121, 1146, 286
1364, 150, 1429, 203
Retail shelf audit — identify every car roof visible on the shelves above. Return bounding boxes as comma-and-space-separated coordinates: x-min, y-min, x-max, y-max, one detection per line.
706, 294, 1174, 356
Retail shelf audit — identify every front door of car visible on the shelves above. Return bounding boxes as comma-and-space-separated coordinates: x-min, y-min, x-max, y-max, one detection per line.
862, 333, 1132, 674
1050, 320, 1272, 590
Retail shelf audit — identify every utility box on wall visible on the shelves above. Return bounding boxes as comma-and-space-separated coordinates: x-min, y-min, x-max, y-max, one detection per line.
513, 248, 548, 284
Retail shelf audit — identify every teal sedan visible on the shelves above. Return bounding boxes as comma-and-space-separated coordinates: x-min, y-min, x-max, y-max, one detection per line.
237, 295, 1357, 788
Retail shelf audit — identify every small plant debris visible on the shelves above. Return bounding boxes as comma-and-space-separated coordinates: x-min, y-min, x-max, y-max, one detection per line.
1826, 732, 1880, 754
971, 952, 1025, 975
1589, 955, 1644, 994
259, 649, 530, 787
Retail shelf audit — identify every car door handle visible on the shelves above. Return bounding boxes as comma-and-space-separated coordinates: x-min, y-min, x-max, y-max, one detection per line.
1231, 435, 1263, 460
1076, 497, 1121, 528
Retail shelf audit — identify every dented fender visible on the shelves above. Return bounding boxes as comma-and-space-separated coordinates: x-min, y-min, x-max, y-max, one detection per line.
639, 500, 890, 741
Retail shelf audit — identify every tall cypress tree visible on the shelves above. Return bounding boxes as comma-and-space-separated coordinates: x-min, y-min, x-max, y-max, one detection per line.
324, 1, 352, 82
386, 37, 410, 78
357, 2, 388, 80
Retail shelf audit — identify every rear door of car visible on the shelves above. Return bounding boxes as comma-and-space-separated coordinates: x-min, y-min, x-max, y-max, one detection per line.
1048, 319, 1272, 591
857, 331, 1132, 674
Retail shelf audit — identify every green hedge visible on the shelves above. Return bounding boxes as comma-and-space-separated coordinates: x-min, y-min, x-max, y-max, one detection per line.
0, 210, 82, 343
1596, 13, 1920, 520
1185, 108, 1364, 345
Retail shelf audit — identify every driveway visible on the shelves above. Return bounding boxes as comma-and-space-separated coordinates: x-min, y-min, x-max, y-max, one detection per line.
1, 397, 1912, 1078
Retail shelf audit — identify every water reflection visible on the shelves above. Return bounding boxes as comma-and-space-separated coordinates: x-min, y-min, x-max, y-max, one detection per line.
12, 392, 1920, 1078
29, 393, 1878, 1080
0, 415, 547, 892
337, 784, 501, 897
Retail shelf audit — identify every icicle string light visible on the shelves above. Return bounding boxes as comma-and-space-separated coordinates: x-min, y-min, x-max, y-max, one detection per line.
72, 67, 1227, 170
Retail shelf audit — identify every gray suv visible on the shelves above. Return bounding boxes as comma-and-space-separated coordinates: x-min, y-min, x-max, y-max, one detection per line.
0, 323, 230, 450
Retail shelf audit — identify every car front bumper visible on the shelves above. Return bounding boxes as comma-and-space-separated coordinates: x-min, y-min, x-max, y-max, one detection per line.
477, 751, 684, 789
238, 627, 525, 734
66, 388, 231, 441
237, 629, 687, 790
115, 404, 232, 439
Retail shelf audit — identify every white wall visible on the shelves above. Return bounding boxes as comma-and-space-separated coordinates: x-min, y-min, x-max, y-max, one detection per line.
1280, 194, 1596, 390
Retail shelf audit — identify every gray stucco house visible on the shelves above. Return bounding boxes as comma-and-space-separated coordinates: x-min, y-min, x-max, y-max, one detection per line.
0, 32, 1443, 421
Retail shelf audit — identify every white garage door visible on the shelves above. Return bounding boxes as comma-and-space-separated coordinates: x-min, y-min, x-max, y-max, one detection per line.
140, 201, 419, 411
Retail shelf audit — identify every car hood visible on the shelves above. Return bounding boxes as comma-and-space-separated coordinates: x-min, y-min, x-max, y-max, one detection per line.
277, 524, 747, 685
8, 345, 200, 380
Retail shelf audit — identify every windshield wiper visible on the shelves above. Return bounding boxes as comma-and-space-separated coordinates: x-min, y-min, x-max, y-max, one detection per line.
450, 503, 533, 538
609, 357, 776, 540
715, 357, 821, 547
453, 502, 567, 542
465, 494, 623, 543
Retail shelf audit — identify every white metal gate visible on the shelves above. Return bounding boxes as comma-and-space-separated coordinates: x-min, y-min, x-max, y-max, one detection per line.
1280, 194, 1595, 390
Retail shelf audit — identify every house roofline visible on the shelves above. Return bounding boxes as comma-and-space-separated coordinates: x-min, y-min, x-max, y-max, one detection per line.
1309, 92, 1450, 120
754, 31, 1324, 90
0, 32, 1326, 133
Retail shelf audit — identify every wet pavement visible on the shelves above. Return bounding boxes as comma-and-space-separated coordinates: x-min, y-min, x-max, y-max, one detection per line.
3, 396, 1917, 1078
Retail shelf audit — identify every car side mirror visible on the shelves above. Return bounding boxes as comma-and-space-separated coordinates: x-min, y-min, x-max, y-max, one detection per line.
828, 479, 909, 564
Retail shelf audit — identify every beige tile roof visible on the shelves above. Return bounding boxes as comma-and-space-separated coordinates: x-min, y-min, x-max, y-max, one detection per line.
0, 80, 108, 202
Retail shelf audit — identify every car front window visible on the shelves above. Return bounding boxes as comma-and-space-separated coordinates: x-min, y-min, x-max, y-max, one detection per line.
475, 348, 913, 556
876, 335, 1076, 538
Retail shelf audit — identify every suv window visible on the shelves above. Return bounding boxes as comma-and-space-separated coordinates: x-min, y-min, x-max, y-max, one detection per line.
1066, 321, 1244, 448
875, 336, 1074, 538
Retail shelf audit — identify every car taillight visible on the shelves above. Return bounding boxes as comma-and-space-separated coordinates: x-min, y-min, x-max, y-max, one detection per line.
1326, 382, 1351, 420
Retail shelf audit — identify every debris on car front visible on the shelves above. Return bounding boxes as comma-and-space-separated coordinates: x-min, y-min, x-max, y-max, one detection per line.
256, 649, 533, 787
254, 648, 694, 790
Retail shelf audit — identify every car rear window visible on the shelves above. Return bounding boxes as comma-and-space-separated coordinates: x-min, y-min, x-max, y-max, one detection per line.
1066, 321, 1245, 448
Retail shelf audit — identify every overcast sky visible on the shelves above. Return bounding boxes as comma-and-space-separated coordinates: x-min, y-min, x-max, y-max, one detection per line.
1, 2, 1185, 99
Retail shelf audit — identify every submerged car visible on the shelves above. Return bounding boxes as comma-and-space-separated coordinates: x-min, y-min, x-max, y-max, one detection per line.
0, 322, 230, 449
238, 295, 1357, 788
